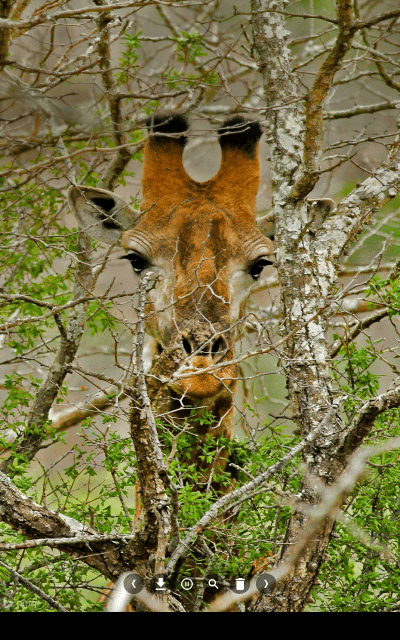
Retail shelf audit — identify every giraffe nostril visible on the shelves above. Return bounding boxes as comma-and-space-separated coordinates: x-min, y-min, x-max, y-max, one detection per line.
211, 336, 227, 360
182, 337, 192, 355
182, 334, 228, 360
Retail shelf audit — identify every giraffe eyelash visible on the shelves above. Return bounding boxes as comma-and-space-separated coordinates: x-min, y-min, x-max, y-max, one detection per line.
121, 252, 150, 273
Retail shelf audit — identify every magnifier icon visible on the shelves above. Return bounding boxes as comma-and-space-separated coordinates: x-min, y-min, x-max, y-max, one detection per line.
208, 579, 218, 589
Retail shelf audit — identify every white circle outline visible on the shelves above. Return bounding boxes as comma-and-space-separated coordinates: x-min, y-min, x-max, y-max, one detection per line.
181, 577, 194, 591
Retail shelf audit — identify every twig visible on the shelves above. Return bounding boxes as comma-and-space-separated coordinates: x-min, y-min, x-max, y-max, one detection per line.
0, 533, 134, 551
0, 559, 68, 612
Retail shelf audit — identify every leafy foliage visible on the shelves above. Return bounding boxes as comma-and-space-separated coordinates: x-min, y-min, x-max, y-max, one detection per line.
316, 411, 400, 612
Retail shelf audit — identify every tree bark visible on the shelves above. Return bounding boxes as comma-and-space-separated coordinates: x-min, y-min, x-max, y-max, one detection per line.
251, 0, 400, 611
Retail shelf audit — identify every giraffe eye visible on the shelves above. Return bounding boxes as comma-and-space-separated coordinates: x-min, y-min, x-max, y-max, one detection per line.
121, 252, 150, 274
249, 257, 273, 280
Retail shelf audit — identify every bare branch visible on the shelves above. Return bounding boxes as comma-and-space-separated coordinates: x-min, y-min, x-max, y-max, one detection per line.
354, 8, 400, 31
291, 0, 355, 199
326, 101, 400, 120
0, 533, 134, 551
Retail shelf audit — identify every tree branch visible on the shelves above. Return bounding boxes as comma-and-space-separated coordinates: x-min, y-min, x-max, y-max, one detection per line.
291, 0, 355, 200
326, 101, 400, 120
0, 471, 130, 580
93, 0, 132, 190
342, 384, 400, 456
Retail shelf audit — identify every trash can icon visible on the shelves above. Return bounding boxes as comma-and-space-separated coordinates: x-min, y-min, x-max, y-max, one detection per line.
236, 578, 245, 591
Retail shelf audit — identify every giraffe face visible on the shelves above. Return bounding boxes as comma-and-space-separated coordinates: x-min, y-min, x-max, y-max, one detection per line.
68, 114, 274, 400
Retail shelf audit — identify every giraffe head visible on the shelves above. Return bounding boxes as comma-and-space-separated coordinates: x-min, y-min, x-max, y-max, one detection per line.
68, 113, 274, 400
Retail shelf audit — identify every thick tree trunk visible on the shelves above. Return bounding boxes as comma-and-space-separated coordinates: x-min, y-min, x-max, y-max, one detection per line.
250, 0, 400, 611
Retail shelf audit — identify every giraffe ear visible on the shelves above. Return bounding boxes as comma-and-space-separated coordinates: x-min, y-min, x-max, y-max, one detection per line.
68, 186, 138, 244
257, 214, 275, 241
211, 116, 262, 217
142, 112, 190, 205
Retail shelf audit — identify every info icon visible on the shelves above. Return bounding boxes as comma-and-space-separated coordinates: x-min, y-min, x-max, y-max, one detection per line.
123, 572, 144, 595
229, 577, 250, 595
255, 573, 276, 595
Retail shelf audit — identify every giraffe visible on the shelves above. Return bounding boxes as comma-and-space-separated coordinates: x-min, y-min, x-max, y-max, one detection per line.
68, 114, 338, 609
68, 113, 275, 495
